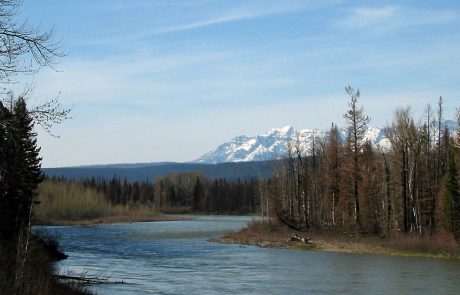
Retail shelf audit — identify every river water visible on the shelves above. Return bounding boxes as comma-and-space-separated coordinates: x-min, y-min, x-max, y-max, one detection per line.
36, 216, 460, 295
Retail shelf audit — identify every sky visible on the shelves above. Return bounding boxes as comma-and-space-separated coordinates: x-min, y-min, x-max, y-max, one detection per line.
12, 0, 460, 167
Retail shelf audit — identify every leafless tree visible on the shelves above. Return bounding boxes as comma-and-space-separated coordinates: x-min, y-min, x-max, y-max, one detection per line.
0, 0, 62, 84
344, 85, 370, 227
0, 1, 68, 135
454, 107, 460, 149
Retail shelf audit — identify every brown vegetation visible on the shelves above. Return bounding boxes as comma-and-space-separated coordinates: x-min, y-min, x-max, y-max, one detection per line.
34, 179, 162, 225
0, 235, 93, 295
215, 220, 460, 259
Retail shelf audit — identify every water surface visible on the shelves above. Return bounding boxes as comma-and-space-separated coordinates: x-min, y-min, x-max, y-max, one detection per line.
36, 216, 460, 295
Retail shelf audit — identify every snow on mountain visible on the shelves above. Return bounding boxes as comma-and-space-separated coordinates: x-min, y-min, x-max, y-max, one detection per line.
194, 125, 391, 164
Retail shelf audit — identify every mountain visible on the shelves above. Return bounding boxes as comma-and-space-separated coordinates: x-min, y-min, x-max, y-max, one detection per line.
194, 125, 390, 164
44, 120, 457, 181
195, 120, 458, 164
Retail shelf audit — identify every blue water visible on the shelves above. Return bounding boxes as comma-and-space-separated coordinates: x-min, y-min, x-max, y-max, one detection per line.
35, 216, 460, 295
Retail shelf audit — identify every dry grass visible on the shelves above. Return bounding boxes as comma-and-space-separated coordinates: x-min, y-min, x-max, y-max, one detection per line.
213, 219, 306, 248
385, 230, 460, 258
214, 220, 460, 259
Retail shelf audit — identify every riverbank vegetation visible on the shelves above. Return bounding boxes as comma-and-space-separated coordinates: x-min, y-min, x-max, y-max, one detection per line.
35, 179, 164, 225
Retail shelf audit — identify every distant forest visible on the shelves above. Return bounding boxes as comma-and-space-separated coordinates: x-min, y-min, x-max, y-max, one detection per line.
43, 160, 276, 181
48, 173, 260, 215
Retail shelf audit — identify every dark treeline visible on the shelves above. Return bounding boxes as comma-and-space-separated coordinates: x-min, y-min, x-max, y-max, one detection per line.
43, 160, 276, 182
62, 172, 261, 214
0, 98, 43, 292
265, 88, 460, 241
0, 98, 86, 294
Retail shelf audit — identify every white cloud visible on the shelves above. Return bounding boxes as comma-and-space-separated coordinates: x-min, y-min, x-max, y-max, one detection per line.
338, 5, 457, 31
344, 6, 397, 29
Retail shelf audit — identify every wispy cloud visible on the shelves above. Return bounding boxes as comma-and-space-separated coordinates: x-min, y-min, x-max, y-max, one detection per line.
338, 5, 457, 31
155, 3, 305, 34
31, 48, 302, 113
85, 1, 314, 46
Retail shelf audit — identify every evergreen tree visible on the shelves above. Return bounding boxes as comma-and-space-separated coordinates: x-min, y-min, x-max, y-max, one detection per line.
0, 102, 12, 237
444, 153, 460, 238
192, 177, 204, 211
9, 98, 43, 231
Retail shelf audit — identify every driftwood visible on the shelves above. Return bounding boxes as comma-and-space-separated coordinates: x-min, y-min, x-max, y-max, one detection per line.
290, 234, 309, 244
55, 274, 126, 285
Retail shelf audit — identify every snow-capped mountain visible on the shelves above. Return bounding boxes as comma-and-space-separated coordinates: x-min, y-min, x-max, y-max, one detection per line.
194, 120, 458, 164
194, 126, 390, 164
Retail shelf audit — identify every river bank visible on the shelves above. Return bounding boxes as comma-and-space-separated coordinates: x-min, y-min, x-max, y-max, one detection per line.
34, 213, 192, 226
212, 220, 460, 259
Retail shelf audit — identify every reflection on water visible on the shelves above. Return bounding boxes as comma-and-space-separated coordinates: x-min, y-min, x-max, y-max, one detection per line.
36, 216, 460, 295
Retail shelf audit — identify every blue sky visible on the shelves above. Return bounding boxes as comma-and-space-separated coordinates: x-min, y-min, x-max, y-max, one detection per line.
15, 0, 460, 167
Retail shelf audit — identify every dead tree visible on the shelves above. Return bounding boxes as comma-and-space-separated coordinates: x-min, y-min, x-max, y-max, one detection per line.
344, 86, 370, 228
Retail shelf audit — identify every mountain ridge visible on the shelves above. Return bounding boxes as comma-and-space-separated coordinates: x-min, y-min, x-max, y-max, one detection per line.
195, 120, 457, 164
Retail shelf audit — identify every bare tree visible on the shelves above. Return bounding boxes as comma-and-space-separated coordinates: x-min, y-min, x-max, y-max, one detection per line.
454, 107, 460, 149
344, 86, 370, 228
325, 123, 341, 226
0, 0, 62, 84
0, 1, 68, 134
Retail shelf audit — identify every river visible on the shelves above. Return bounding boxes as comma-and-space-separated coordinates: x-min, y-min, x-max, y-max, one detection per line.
35, 216, 460, 295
